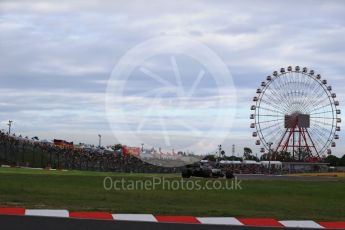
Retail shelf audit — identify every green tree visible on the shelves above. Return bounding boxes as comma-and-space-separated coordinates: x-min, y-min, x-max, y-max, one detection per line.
112, 144, 123, 151
275, 151, 293, 162
246, 155, 259, 161
203, 155, 216, 161
243, 147, 253, 159
260, 153, 269, 161
221, 150, 225, 157
324, 155, 340, 166
244, 147, 252, 155
226, 156, 242, 161
339, 154, 345, 166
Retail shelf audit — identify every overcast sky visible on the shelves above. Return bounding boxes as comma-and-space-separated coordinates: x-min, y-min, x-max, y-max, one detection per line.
0, 0, 344, 156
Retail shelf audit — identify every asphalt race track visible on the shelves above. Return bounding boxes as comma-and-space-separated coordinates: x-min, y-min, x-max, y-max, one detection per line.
0, 215, 329, 230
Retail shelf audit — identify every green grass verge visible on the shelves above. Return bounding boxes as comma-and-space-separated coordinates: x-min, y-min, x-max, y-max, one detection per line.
0, 167, 344, 220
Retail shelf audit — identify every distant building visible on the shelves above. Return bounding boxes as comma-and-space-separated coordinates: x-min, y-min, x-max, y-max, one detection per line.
122, 146, 141, 157
282, 162, 329, 173
53, 139, 73, 148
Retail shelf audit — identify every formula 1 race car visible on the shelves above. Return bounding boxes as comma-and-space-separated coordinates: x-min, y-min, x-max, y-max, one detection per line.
181, 160, 234, 179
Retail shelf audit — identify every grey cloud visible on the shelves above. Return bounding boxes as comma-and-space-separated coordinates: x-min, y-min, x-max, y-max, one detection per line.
0, 0, 344, 155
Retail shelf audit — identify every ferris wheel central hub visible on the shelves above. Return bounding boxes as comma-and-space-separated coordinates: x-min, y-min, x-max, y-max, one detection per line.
285, 113, 310, 128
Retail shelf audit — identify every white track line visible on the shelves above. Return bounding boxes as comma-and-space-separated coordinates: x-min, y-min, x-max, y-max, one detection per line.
197, 217, 244, 225
280, 220, 324, 228
25, 209, 69, 218
112, 214, 157, 222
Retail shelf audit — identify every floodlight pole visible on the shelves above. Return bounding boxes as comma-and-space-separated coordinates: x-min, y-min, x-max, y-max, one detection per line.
268, 142, 273, 175
98, 134, 102, 147
232, 144, 235, 158
8, 120, 13, 135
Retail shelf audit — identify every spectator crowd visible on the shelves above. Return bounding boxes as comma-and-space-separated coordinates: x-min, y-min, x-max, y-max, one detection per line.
0, 131, 179, 173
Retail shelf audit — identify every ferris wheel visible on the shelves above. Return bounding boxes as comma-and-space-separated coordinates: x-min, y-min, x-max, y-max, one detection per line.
250, 66, 341, 160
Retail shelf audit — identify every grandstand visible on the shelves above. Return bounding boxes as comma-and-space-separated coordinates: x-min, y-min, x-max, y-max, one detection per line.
0, 131, 179, 173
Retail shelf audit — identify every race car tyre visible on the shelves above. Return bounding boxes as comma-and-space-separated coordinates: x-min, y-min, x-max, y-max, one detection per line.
225, 171, 234, 179
182, 169, 192, 178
